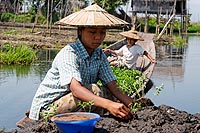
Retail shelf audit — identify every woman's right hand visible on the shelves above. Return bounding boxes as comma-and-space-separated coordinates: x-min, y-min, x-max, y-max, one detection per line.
106, 101, 133, 120
103, 49, 110, 53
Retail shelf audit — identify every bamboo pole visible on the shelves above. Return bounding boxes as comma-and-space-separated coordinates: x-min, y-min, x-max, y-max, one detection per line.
59, 0, 63, 36
144, 0, 148, 33
49, 0, 53, 36
47, 0, 50, 30
156, 0, 176, 40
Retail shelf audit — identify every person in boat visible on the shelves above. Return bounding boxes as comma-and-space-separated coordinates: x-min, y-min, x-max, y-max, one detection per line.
103, 30, 157, 70
16, 3, 134, 128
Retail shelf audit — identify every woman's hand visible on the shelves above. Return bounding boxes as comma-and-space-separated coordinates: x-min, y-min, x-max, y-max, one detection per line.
106, 101, 133, 120
103, 48, 111, 53
151, 59, 157, 64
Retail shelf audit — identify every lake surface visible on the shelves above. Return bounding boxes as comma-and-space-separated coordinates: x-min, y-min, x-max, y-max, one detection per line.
0, 35, 200, 131
146, 35, 200, 114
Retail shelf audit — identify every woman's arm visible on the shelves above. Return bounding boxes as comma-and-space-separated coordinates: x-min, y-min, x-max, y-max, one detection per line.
69, 78, 133, 120
106, 81, 133, 107
103, 49, 117, 56
143, 51, 157, 64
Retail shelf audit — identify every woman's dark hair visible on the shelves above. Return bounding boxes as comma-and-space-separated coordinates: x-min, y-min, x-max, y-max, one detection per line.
77, 27, 85, 40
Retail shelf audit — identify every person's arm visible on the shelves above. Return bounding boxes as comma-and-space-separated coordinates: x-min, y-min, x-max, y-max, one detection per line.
106, 81, 133, 107
143, 51, 157, 64
103, 49, 117, 56
69, 78, 133, 120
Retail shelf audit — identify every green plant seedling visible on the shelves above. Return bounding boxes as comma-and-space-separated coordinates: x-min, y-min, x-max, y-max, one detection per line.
78, 100, 94, 112
40, 103, 58, 125
154, 83, 164, 96
129, 102, 142, 112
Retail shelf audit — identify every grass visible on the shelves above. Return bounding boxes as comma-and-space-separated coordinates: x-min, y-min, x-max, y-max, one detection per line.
0, 43, 37, 65
3, 29, 19, 35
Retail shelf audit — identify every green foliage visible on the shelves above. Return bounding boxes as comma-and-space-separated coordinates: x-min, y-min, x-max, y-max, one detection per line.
129, 102, 142, 112
0, 11, 46, 24
170, 36, 186, 48
38, 15, 47, 24
78, 100, 94, 112
0, 43, 37, 65
15, 13, 35, 23
0, 13, 15, 22
40, 103, 58, 125
99, 43, 108, 49
4, 30, 19, 35
188, 23, 200, 33
111, 66, 146, 97
154, 83, 164, 96
97, 66, 146, 97
94, 0, 128, 14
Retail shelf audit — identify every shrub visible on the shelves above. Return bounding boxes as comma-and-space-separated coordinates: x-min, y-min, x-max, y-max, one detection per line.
1, 13, 15, 22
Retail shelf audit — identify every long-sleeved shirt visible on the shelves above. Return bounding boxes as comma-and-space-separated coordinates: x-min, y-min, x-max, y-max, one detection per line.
29, 39, 116, 120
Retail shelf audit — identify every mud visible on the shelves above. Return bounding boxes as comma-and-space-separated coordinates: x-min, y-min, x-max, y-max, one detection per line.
2, 98, 200, 133
0, 24, 124, 49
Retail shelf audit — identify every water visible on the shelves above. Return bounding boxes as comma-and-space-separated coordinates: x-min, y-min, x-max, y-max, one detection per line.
146, 35, 200, 114
0, 49, 57, 131
0, 36, 200, 131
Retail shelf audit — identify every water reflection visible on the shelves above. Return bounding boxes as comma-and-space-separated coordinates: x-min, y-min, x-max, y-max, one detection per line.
154, 41, 188, 83
146, 35, 200, 115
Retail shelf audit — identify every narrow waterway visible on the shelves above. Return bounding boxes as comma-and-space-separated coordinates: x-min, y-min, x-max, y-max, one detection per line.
0, 35, 200, 131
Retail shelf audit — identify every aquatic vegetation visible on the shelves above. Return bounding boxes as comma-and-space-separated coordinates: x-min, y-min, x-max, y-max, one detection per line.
170, 36, 186, 48
0, 43, 37, 65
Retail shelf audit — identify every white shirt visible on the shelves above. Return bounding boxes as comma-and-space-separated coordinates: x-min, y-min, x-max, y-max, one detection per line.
115, 44, 144, 69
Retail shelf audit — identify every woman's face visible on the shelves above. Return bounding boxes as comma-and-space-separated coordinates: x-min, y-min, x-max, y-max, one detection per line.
126, 37, 137, 46
79, 27, 106, 51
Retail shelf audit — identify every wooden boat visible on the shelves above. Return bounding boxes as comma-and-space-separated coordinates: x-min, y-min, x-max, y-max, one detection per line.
105, 32, 156, 98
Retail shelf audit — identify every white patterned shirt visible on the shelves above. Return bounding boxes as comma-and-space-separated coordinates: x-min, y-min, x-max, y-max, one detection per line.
29, 40, 116, 120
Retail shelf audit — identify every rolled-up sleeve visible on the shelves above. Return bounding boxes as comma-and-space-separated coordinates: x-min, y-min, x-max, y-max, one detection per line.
56, 46, 82, 86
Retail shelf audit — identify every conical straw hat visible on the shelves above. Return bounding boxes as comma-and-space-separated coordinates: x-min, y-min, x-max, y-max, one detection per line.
55, 3, 130, 27
120, 30, 144, 41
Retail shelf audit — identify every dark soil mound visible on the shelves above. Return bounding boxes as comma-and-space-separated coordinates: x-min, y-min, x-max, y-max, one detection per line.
2, 99, 200, 133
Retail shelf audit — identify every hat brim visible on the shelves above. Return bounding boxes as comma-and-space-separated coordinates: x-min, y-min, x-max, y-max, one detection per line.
120, 31, 144, 41
55, 4, 130, 28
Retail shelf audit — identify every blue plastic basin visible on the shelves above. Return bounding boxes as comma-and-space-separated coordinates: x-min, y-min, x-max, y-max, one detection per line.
51, 112, 100, 133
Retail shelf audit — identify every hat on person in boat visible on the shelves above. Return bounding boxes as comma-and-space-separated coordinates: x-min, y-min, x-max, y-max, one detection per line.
55, 3, 130, 28
120, 30, 144, 41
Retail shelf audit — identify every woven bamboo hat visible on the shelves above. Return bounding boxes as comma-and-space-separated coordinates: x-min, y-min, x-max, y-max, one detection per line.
55, 3, 129, 27
120, 30, 144, 41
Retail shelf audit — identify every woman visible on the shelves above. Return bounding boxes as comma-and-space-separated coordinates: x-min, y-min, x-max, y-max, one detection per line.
16, 4, 133, 129
104, 30, 157, 70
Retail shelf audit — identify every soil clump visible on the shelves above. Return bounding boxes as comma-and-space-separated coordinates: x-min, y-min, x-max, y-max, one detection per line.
1, 98, 200, 133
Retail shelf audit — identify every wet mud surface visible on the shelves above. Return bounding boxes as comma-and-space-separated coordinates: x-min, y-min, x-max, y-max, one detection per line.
2, 98, 200, 133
